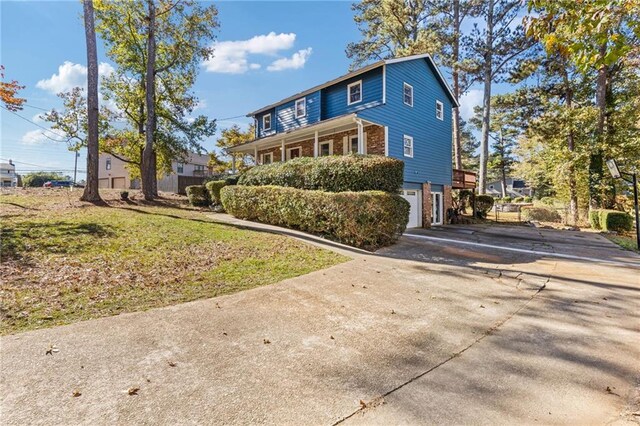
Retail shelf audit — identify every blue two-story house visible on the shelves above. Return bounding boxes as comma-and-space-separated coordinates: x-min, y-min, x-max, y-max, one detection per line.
228, 53, 460, 228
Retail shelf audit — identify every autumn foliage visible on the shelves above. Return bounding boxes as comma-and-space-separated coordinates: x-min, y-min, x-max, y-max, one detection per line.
0, 65, 26, 112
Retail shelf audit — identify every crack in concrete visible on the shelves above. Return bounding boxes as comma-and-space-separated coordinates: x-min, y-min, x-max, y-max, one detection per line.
332, 274, 551, 425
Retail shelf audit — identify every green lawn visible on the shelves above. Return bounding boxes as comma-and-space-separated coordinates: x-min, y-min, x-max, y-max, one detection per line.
605, 233, 640, 253
1, 189, 347, 334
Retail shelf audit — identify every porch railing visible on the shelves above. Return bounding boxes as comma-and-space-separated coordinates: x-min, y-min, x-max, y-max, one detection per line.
452, 169, 477, 190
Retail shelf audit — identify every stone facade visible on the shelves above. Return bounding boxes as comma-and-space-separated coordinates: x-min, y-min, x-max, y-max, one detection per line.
422, 182, 432, 229
256, 125, 384, 163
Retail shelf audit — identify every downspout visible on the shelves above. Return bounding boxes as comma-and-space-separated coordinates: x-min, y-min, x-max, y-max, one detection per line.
355, 118, 364, 154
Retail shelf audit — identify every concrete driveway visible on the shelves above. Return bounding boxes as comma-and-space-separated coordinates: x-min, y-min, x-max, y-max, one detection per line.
1, 220, 639, 425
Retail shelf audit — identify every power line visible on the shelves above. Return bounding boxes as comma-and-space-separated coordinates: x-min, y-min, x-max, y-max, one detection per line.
0, 106, 67, 141
21, 103, 50, 112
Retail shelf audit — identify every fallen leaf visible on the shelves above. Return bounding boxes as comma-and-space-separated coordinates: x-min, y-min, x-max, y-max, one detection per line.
72, 390, 81, 397
45, 344, 59, 356
222, 332, 228, 336
330, 335, 335, 340
391, 310, 396, 314
263, 339, 271, 344
606, 386, 612, 393
362, 285, 367, 289
480, 305, 485, 308
360, 400, 367, 409
168, 361, 177, 367
128, 387, 140, 395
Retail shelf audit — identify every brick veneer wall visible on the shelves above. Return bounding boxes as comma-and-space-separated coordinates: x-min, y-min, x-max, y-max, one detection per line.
256, 125, 384, 162
443, 185, 452, 225
422, 182, 432, 228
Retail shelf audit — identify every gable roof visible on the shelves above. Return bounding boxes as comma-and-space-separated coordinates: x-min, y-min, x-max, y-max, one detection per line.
247, 53, 459, 117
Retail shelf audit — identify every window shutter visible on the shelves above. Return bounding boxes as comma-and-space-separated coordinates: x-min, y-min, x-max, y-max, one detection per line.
343, 135, 348, 155
363, 132, 368, 155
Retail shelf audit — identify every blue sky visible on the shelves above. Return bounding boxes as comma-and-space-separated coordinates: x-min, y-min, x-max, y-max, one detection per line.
1, 0, 485, 180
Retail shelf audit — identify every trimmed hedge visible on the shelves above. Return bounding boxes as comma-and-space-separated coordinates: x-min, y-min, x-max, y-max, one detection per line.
186, 185, 209, 207
220, 185, 410, 250
475, 195, 494, 218
205, 180, 227, 205
237, 155, 404, 193
590, 209, 633, 232
521, 206, 561, 222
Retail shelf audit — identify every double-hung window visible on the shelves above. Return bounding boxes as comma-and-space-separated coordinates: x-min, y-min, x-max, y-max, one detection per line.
347, 80, 362, 105
403, 135, 414, 158
106, 157, 112, 170
403, 83, 413, 107
262, 113, 272, 131
295, 98, 306, 118
319, 141, 333, 156
177, 163, 184, 174
436, 100, 444, 120
261, 153, 273, 165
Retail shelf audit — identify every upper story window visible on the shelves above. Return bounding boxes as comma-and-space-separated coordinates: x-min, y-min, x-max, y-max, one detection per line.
347, 80, 362, 105
436, 100, 444, 120
262, 113, 272, 131
403, 135, 414, 158
106, 157, 112, 170
403, 83, 413, 107
177, 163, 184, 174
194, 165, 205, 171
295, 98, 306, 118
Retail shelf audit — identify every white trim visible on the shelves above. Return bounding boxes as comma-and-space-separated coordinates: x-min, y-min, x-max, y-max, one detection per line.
281, 140, 285, 162
260, 152, 273, 165
262, 113, 272, 131
254, 146, 258, 164
313, 130, 319, 157
356, 119, 364, 154
403, 134, 414, 158
382, 65, 386, 104
295, 98, 306, 119
431, 191, 443, 226
319, 140, 333, 156
436, 100, 444, 120
403, 82, 414, 107
384, 126, 389, 156
346, 134, 359, 155
347, 80, 363, 105
286, 146, 302, 160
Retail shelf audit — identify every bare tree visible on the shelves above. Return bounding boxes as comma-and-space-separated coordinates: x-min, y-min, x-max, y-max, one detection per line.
80, 0, 102, 202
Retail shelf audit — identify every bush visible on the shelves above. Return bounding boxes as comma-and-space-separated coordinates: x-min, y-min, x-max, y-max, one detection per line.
237, 155, 404, 193
502, 196, 513, 203
120, 190, 129, 201
224, 175, 239, 186
596, 209, 633, 232
523, 196, 532, 203
475, 195, 494, 218
521, 207, 562, 222
205, 180, 227, 205
540, 196, 556, 206
513, 196, 524, 203
22, 172, 66, 187
221, 185, 410, 249
589, 210, 601, 230
185, 185, 209, 207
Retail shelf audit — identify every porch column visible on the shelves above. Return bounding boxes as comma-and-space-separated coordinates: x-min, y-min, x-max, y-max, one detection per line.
254, 146, 258, 165
314, 130, 319, 158
231, 155, 236, 174
357, 120, 364, 154
281, 140, 285, 162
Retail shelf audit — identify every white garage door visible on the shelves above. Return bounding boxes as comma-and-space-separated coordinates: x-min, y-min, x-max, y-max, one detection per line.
401, 190, 422, 228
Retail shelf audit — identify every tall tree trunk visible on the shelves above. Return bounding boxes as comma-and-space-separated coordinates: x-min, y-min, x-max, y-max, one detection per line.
452, 0, 463, 170
562, 68, 578, 225
589, 43, 607, 209
80, 0, 102, 203
478, 0, 494, 195
142, 0, 156, 201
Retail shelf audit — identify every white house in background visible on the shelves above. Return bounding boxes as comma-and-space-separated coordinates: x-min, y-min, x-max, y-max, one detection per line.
486, 177, 533, 198
0, 160, 17, 187
98, 152, 212, 194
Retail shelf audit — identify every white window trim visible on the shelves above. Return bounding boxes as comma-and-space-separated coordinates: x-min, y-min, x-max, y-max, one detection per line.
348, 135, 359, 154
106, 157, 112, 170
403, 82, 413, 107
347, 80, 363, 106
260, 152, 273, 165
319, 140, 333, 156
262, 113, 272, 131
431, 191, 444, 226
295, 98, 306, 118
286, 146, 302, 160
403, 135, 414, 158
436, 100, 444, 120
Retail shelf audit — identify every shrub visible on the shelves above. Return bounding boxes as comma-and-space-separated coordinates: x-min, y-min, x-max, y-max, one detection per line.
513, 196, 524, 203
185, 185, 209, 207
120, 190, 129, 201
589, 210, 601, 229
221, 185, 410, 250
599, 209, 633, 232
521, 207, 561, 222
205, 180, 227, 205
540, 196, 556, 206
475, 195, 494, 218
502, 196, 513, 203
22, 172, 66, 187
224, 175, 239, 186
237, 155, 404, 193
523, 196, 532, 203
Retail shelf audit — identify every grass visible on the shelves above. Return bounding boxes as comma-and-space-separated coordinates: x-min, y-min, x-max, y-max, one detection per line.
605, 233, 640, 253
0, 188, 348, 335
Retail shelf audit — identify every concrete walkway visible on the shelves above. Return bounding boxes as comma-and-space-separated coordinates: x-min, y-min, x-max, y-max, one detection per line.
1, 219, 639, 425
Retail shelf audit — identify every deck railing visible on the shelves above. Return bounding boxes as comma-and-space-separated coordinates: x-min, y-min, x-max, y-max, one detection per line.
452, 169, 477, 189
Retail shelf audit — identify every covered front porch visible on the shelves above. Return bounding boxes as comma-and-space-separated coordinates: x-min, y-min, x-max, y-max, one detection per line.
228, 114, 386, 170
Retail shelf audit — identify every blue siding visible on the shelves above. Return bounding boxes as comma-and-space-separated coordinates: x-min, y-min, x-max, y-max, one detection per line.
275, 90, 321, 133
358, 58, 453, 187
256, 109, 276, 139
321, 68, 383, 119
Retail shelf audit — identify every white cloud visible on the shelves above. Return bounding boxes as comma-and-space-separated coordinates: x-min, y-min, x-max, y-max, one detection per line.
267, 48, 312, 72
203, 32, 310, 74
36, 61, 115, 94
20, 129, 65, 145
32, 113, 46, 123
459, 89, 483, 120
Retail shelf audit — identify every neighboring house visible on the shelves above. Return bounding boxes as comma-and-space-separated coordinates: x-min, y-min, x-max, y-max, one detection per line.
0, 160, 17, 187
228, 53, 461, 228
487, 178, 533, 198
98, 152, 212, 194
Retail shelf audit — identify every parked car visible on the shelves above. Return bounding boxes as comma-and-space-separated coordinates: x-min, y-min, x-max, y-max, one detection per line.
43, 180, 73, 188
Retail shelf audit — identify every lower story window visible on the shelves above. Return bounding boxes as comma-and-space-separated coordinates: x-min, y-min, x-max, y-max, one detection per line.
287, 147, 301, 160
403, 135, 414, 158
319, 141, 332, 156
349, 135, 358, 154
261, 152, 273, 164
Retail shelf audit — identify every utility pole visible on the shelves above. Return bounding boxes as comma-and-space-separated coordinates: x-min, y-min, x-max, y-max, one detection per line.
73, 151, 79, 185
